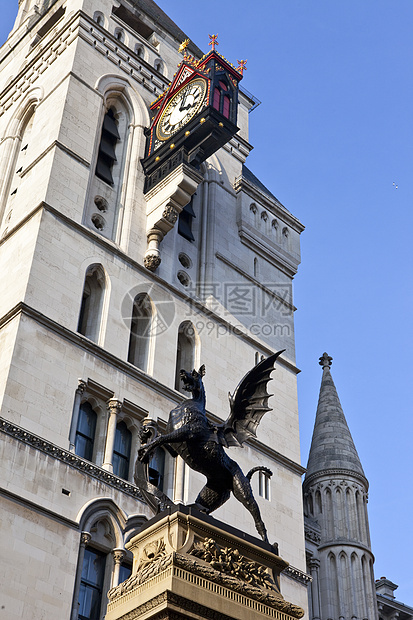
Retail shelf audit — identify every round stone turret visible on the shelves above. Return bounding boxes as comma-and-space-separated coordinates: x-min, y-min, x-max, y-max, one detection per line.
303, 354, 377, 620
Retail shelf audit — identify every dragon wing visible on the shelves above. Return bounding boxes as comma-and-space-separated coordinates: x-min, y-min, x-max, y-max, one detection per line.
218, 350, 285, 448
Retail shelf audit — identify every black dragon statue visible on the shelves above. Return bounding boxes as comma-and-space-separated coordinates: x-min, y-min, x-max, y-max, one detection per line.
135, 351, 284, 543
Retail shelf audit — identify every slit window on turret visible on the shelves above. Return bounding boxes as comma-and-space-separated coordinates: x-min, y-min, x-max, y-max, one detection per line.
95, 109, 120, 185
178, 197, 196, 242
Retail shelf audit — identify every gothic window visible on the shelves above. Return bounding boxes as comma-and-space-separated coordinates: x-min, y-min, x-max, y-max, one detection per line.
75, 402, 97, 461
178, 197, 196, 241
112, 422, 132, 480
114, 28, 125, 42
175, 321, 196, 392
258, 470, 271, 500
77, 264, 107, 343
78, 547, 106, 620
148, 448, 165, 491
135, 44, 144, 58
154, 59, 163, 74
127, 293, 153, 371
95, 109, 120, 186
93, 11, 104, 26
212, 80, 231, 119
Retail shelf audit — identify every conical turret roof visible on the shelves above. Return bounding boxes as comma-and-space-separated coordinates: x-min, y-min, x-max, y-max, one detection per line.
305, 353, 365, 480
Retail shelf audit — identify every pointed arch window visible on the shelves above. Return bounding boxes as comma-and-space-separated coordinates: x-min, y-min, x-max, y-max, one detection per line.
212, 80, 232, 119
75, 402, 97, 461
112, 421, 132, 480
127, 293, 153, 371
77, 265, 106, 343
175, 321, 196, 392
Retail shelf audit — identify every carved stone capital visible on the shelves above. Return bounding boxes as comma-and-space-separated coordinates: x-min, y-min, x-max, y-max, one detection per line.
80, 532, 92, 547
309, 558, 321, 571
144, 253, 162, 272
76, 379, 87, 395
112, 548, 126, 565
107, 399, 122, 416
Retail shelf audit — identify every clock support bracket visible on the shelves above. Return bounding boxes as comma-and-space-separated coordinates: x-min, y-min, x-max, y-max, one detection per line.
143, 163, 203, 271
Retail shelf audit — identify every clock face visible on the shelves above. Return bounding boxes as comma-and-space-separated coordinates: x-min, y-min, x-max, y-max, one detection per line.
156, 78, 207, 141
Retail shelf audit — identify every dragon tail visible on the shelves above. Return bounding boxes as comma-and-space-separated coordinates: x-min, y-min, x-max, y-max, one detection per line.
246, 466, 273, 481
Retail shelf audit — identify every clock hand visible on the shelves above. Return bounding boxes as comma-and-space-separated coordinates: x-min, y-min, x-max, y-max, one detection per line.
179, 92, 188, 111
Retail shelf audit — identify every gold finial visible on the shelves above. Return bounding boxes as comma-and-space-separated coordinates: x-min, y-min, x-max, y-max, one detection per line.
178, 39, 190, 54
209, 34, 218, 51
237, 59, 247, 75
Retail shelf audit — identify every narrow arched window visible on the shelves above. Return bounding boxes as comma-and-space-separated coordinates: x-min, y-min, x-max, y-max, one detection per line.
127, 293, 153, 371
178, 197, 196, 242
135, 44, 144, 58
77, 264, 106, 342
154, 59, 163, 74
113, 421, 132, 480
258, 470, 271, 500
75, 402, 97, 461
175, 321, 196, 392
149, 448, 165, 491
95, 109, 120, 186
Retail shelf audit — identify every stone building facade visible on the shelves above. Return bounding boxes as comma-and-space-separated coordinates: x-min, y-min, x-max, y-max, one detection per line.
0, 1, 308, 619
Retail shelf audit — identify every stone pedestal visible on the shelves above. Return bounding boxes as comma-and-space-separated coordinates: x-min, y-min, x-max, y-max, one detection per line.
106, 505, 304, 620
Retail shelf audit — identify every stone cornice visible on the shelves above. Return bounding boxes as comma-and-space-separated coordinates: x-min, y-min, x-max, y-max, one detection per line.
237, 224, 300, 279
0, 301, 304, 476
317, 539, 375, 559
233, 175, 305, 234
303, 468, 369, 491
0, 417, 145, 501
283, 565, 311, 585
376, 594, 413, 616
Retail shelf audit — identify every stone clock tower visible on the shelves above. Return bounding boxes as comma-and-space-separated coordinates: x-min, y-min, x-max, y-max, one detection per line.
0, 1, 307, 619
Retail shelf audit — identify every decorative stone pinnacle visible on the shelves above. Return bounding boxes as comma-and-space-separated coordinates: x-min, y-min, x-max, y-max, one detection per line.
319, 352, 333, 369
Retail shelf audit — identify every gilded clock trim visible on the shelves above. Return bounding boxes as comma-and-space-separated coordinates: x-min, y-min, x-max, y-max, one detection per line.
156, 78, 208, 141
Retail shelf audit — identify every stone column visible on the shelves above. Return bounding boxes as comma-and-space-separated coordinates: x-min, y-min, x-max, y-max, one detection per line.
309, 558, 321, 620
71, 531, 91, 620
173, 456, 186, 504
103, 399, 122, 472
111, 549, 126, 588
69, 380, 87, 452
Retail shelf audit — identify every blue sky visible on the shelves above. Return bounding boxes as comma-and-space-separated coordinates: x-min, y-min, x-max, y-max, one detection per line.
1, 0, 412, 601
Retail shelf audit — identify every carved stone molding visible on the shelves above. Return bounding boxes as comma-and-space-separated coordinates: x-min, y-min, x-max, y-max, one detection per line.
112, 549, 126, 565
0, 418, 144, 501
81, 532, 92, 547
283, 565, 312, 585
190, 537, 277, 592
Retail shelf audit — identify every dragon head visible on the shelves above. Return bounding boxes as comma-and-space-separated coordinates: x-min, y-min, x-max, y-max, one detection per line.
179, 365, 206, 398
